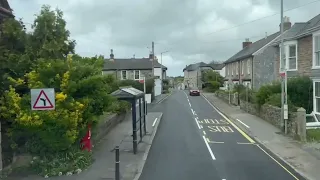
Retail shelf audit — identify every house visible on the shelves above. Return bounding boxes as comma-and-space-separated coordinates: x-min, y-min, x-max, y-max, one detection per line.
103, 49, 167, 96
0, 0, 14, 23
183, 62, 224, 89
223, 17, 292, 90
271, 14, 320, 115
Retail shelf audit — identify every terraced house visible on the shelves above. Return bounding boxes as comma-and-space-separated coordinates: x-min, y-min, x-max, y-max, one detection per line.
271, 14, 320, 116
0, 0, 14, 23
223, 17, 293, 90
183, 62, 225, 89
103, 49, 167, 96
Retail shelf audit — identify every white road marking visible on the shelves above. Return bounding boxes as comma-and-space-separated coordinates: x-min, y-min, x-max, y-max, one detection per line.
191, 108, 195, 115
195, 117, 201, 129
199, 125, 203, 129
202, 136, 216, 160
203, 131, 206, 135
157, 93, 172, 104
236, 118, 250, 128
222, 179, 226, 180
152, 118, 158, 127
188, 102, 191, 107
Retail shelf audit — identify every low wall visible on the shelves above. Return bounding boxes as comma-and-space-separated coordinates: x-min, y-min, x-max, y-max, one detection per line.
215, 91, 239, 106
92, 112, 130, 144
240, 100, 298, 137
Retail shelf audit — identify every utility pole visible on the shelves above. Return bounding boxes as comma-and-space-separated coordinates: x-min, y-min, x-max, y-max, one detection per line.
280, 0, 288, 133
152, 42, 155, 78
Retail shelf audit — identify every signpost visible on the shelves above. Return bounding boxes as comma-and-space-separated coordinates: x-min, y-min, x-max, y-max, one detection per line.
31, 88, 55, 110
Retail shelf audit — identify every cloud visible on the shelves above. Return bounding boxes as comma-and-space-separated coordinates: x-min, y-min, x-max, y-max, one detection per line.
9, 0, 320, 76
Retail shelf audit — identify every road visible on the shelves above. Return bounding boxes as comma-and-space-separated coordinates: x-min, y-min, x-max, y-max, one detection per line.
139, 90, 305, 180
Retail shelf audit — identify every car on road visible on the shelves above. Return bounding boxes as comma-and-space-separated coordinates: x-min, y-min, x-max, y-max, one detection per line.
189, 88, 200, 96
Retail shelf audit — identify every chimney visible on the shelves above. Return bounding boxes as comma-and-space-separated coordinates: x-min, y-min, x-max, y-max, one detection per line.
110, 49, 114, 61
149, 53, 154, 60
279, 16, 292, 31
242, 38, 252, 49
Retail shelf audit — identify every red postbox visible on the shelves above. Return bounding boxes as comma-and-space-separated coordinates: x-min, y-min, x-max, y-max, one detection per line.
80, 124, 92, 152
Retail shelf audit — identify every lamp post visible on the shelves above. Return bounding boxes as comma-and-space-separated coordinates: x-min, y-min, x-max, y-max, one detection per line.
160, 51, 169, 93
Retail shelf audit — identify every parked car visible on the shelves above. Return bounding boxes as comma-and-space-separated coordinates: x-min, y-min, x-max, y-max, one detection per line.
189, 88, 200, 96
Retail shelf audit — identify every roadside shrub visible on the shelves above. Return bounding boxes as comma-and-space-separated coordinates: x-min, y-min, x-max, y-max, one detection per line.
118, 80, 143, 91
255, 81, 281, 106
239, 88, 256, 103
287, 76, 313, 113
209, 81, 220, 92
266, 93, 297, 112
233, 84, 245, 94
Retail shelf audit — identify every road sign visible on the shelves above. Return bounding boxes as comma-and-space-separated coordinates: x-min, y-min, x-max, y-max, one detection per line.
31, 88, 55, 110
279, 72, 286, 77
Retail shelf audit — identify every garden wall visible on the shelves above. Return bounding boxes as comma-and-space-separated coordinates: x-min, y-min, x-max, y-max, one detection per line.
240, 100, 298, 137
215, 91, 239, 106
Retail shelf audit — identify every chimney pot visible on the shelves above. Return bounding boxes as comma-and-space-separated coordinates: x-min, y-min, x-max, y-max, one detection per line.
110, 49, 114, 60
279, 16, 292, 31
242, 38, 252, 49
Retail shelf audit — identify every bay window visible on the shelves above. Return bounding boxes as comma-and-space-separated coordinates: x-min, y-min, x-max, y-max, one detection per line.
313, 31, 320, 68
313, 80, 320, 113
280, 41, 298, 71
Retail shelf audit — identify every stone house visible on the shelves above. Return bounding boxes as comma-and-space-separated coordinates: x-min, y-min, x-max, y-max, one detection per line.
183, 62, 224, 89
223, 17, 291, 90
0, 0, 14, 24
102, 49, 167, 96
271, 14, 320, 115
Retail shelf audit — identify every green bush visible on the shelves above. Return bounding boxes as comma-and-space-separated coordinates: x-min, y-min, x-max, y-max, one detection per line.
209, 81, 220, 92
118, 80, 143, 91
266, 93, 297, 112
255, 82, 281, 106
233, 84, 245, 94
239, 88, 256, 103
307, 129, 320, 141
287, 76, 313, 113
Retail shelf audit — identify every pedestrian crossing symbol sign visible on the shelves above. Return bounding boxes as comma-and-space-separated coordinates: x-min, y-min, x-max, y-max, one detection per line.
31, 88, 55, 110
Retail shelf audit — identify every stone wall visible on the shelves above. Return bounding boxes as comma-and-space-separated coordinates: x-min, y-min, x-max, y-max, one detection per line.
215, 91, 239, 106
240, 100, 298, 137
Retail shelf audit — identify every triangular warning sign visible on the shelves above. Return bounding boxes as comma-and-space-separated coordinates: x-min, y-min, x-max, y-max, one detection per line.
33, 90, 54, 109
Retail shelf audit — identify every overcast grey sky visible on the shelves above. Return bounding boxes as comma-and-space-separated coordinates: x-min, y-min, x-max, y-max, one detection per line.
9, 0, 320, 76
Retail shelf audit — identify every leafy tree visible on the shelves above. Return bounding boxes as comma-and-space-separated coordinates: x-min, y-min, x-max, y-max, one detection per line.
201, 70, 224, 87
30, 5, 76, 59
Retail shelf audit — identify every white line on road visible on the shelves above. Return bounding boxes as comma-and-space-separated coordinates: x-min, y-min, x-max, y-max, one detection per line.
195, 117, 201, 129
203, 131, 206, 135
202, 136, 216, 160
152, 118, 158, 127
188, 102, 191, 107
191, 108, 195, 115
236, 118, 250, 128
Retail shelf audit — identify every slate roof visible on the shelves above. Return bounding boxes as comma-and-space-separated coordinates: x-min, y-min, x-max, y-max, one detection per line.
272, 14, 320, 45
224, 32, 281, 64
103, 58, 167, 71
183, 62, 224, 71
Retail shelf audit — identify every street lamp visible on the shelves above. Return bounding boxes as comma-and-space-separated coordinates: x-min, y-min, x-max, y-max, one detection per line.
160, 51, 169, 93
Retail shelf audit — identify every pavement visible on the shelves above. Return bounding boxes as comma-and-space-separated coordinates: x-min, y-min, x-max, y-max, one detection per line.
139, 90, 308, 180
201, 92, 320, 180
12, 109, 163, 180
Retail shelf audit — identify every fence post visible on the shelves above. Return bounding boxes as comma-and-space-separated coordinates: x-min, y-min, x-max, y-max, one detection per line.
297, 108, 306, 141
115, 146, 120, 180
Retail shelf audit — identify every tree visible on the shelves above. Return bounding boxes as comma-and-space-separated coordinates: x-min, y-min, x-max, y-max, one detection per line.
30, 5, 76, 59
201, 70, 224, 87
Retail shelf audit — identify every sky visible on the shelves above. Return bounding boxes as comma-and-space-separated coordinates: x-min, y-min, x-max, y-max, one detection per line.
9, 0, 320, 76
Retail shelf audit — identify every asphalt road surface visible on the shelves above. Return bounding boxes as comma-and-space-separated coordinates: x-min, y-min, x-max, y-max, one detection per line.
139, 90, 305, 180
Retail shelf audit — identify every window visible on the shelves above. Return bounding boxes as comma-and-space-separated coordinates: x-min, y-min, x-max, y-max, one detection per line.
231, 64, 233, 75
134, 70, 140, 80
236, 62, 239, 75
280, 41, 298, 71
247, 60, 250, 74
121, 70, 127, 80
314, 81, 320, 113
241, 61, 244, 74
313, 32, 320, 68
